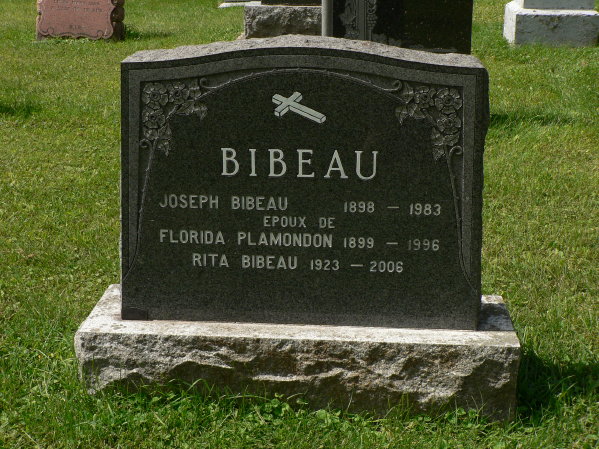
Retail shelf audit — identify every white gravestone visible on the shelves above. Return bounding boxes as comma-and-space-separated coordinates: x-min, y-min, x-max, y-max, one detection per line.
504, 0, 599, 46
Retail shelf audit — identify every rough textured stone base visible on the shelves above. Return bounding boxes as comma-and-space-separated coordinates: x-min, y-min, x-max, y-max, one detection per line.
504, 1, 599, 46
244, 4, 321, 38
75, 285, 520, 420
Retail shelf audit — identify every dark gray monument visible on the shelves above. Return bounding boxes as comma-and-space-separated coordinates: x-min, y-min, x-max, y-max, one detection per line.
76, 36, 520, 420
331, 0, 474, 53
120, 35, 488, 329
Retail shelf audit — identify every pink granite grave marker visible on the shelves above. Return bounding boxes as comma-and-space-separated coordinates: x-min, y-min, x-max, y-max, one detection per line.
37, 0, 125, 40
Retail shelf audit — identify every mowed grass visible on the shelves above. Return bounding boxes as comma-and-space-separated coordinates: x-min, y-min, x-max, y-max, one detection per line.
0, 0, 597, 447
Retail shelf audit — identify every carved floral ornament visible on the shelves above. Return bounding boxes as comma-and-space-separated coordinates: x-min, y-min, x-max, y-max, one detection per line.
389, 81, 468, 285
140, 79, 208, 155
395, 83, 464, 161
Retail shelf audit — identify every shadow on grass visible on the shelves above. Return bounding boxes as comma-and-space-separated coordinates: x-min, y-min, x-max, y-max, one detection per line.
0, 99, 40, 119
125, 27, 173, 41
516, 350, 598, 421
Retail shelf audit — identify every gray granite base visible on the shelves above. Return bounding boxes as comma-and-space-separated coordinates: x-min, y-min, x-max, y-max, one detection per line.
75, 285, 521, 420
244, 4, 321, 38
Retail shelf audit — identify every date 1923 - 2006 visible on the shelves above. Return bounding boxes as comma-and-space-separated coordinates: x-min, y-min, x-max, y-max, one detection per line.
309, 259, 404, 273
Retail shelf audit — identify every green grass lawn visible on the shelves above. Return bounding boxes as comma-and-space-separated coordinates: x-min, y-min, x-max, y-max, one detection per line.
1, 0, 597, 447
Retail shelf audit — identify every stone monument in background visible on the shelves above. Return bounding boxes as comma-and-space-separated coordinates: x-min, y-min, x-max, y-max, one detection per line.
75, 36, 521, 420
504, 0, 599, 46
331, 0, 473, 53
245, 0, 474, 54
37, 0, 125, 40
245, 0, 322, 39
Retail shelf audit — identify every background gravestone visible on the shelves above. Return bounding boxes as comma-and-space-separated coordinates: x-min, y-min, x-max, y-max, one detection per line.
37, 0, 125, 40
331, 0, 474, 53
244, 2, 322, 39
504, 0, 599, 47
244, 0, 474, 53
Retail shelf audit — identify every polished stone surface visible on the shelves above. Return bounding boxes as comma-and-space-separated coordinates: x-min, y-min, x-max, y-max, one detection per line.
121, 36, 489, 329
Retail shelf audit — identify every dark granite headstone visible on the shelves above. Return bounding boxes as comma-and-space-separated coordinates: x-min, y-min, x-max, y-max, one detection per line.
332, 0, 474, 54
121, 36, 488, 329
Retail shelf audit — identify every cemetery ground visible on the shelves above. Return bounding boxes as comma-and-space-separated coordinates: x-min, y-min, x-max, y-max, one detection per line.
0, 0, 597, 447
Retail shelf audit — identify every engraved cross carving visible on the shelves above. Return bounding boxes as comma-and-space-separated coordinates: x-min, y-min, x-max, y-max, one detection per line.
272, 92, 326, 124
